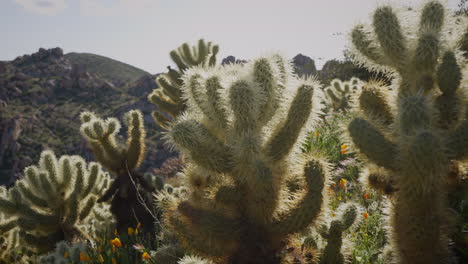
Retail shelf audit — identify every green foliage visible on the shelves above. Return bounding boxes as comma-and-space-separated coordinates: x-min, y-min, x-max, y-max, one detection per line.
159, 54, 328, 264
0, 150, 111, 253
349, 1, 467, 263
149, 39, 219, 129
303, 114, 352, 164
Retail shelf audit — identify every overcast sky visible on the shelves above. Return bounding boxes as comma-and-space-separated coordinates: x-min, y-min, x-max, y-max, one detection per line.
0, 0, 460, 73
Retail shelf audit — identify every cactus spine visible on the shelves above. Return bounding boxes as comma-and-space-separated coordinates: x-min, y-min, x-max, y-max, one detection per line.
349, 1, 467, 263
0, 150, 110, 253
80, 110, 156, 233
149, 39, 219, 129
160, 54, 328, 264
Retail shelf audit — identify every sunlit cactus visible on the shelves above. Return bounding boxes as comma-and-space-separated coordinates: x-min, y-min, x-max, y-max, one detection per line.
0, 150, 111, 253
323, 78, 362, 113
149, 39, 219, 129
80, 110, 157, 233
349, 1, 467, 263
158, 54, 329, 264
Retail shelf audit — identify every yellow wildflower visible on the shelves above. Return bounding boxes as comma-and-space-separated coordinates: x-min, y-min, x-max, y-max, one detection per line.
137, 222, 142, 229
339, 178, 347, 189
363, 212, 369, 219
313, 131, 319, 137
142, 252, 151, 260
135, 228, 139, 236
114, 229, 118, 236
111, 237, 122, 247
128, 227, 134, 236
99, 254, 105, 263
340, 144, 348, 155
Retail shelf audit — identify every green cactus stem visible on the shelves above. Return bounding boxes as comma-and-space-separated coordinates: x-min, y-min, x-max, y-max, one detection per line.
349, 1, 467, 263
0, 151, 110, 253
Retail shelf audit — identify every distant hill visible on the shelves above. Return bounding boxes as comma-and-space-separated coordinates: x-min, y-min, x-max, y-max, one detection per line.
0, 47, 172, 186
65, 52, 150, 86
0, 47, 381, 186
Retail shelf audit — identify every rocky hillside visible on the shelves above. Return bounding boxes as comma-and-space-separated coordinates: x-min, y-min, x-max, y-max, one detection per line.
65, 52, 149, 86
0, 48, 378, 185
0, 48, 172, 185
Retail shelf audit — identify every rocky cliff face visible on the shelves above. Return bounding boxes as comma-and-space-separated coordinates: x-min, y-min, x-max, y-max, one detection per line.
292, 54, 317, 77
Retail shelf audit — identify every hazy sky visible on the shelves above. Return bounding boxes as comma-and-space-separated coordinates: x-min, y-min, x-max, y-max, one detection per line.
1, 0, 461, 73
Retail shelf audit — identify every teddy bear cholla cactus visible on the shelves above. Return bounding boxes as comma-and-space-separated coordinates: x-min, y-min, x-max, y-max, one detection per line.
348, 1, 468, 263
80, 110, 157, 233
0, 150, 111, 253
149, 39, 219, 129
158, 54, 329, 264
324, 78, 361, 113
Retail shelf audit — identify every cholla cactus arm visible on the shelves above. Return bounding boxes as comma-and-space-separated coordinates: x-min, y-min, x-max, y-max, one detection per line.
348, 1, 466, 263
125, 110, 146, 169
351, 25, 383, 64
253, 58, 282, 126
164, 55, 326, 264
358, 81, 394, 125
150, 39, 219, 129
348, 118, 397, 170
435, 51, 463, 128
171, 120, 233, 173
80, 110, 145, 172
372, 6, 407, 68
149, 91, 184, 118
205, 77, 229, 129
272, 160, 325, 236
265, 84, 314, 162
